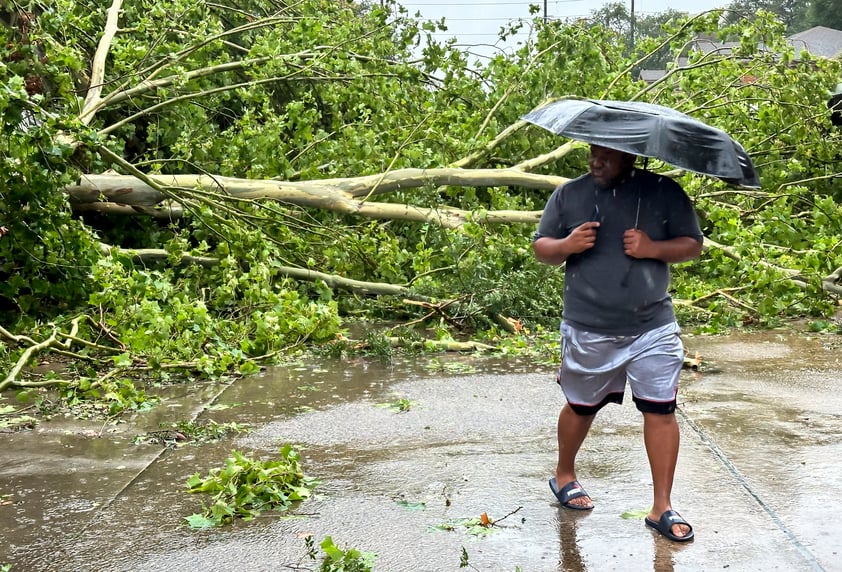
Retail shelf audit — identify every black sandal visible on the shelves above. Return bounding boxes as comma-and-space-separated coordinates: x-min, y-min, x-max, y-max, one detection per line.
549, 477, 594, 510
645, 509, 694, 542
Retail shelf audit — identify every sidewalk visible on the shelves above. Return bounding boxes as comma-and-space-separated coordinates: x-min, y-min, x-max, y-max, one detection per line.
1, 330, 839, 571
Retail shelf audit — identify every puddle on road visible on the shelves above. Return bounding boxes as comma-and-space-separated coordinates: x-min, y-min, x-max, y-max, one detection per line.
1, 331, 841, 572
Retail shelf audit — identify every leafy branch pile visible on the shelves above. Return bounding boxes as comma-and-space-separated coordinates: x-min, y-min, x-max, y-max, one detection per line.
185, 446, 373, 570
0, 1, 840, 408
307, 536, 376, 572
185, 445, 316, 529
134, 418, 249, 446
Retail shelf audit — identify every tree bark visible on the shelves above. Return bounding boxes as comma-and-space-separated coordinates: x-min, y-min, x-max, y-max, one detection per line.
66, 169, 564, 227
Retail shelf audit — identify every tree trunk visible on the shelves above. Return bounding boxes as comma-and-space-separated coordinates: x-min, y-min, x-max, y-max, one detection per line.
66, 169, 564, 228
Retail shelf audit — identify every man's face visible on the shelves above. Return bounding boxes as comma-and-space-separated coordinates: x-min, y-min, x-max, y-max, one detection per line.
588, 145, 634, 187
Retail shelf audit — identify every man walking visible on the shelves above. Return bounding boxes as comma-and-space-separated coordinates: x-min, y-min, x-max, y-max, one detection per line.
532, 145, 703, 542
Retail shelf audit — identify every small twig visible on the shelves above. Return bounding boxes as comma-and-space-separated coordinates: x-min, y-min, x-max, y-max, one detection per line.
393, 309, 438, 330
6, 379, 73, 388
0, 326, 58, 391
397, 298, 460, 329
716, 289, 760, 314
47, 348, 106, 363
97, 414, 120, 438
60, 333, 125, 354
0, 324, 38, 346
92, 310, 127, 350
490, 505, 523, 527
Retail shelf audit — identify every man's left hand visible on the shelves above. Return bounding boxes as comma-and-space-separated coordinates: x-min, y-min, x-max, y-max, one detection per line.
623, 228, 653, 259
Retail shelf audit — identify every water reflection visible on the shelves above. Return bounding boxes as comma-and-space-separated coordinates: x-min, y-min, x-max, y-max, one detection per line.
556, 509, 587, 572
652, 532, 692, 572
556, 508, 688, 572
652, 535, 675, 572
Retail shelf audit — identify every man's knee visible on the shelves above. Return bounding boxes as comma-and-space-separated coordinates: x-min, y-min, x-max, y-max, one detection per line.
641, 411, 679, 433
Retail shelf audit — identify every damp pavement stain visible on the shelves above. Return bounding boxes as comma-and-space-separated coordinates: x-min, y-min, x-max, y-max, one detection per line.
1, 330, 841, 572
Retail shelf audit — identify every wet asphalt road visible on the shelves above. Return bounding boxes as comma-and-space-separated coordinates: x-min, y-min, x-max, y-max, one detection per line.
1, 330, 841, 572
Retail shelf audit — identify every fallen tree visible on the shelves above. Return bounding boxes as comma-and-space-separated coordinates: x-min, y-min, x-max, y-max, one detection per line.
65, 168, 560, 228
1, 0, 841, 401
74, 171, 842, 299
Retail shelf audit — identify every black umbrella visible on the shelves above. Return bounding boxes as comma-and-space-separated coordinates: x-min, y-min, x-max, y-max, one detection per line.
522, 98, 760, 188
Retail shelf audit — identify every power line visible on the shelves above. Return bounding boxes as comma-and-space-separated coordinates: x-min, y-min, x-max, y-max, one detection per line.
416, 11, 663, 23
419, 17, 533, 21
428, 32, 531, 36
419, 14, 600, 25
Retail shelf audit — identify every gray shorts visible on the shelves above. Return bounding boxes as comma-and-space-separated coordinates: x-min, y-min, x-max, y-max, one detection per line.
557, 321, 684, 415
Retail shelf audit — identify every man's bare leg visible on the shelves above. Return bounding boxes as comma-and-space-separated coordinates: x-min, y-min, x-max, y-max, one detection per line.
642, 411, 690, 538
555, 404, 596, 509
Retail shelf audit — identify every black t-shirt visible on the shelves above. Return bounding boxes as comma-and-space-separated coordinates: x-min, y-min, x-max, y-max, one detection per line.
534, 169, 703, 336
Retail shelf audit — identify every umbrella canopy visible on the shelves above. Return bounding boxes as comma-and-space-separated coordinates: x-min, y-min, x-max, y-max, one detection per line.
522, 98, 761, 188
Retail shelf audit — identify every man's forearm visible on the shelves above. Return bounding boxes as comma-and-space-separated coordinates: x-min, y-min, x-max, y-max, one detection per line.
533, 237, 571, 266
652, 236, 703, 263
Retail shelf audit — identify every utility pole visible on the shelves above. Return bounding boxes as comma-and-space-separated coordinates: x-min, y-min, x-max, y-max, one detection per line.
544, 0, 548, 24
630, 0, 636, 51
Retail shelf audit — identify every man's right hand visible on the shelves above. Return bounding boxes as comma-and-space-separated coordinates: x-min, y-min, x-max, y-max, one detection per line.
533, 222, 599, 265
565, 221, 599, 253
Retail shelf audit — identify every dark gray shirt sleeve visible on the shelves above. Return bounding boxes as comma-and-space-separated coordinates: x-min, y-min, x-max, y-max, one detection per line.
664, 181, 704, 242
534, 185, 568, 241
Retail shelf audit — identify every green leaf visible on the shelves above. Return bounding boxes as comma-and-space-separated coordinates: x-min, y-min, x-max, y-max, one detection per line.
620, 507, 651, 520
396, 500, 426, 511
184, 513, 216, 529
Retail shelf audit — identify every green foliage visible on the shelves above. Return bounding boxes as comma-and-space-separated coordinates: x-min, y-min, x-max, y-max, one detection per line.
807, 319, 842, 333
621, 507, 652, 519
0, 112, 100, 320
185, 445, 317, 529
304, 535, 376, 572
430, 515, 497, 538
0, 0, 841, 410
423, 359, 478, 375
719, 0, 809, 33
86, 235, 341, 373
134, 419, 250, 446
0, 4, 103, 320
0, 403, 37, 430
491, 325, 561, 366
61, 377, 159, 418
376, 397, 414, 412
802, 0, 842, 30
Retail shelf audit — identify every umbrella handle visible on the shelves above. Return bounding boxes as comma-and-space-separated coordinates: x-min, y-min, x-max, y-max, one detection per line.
633, 192, 640, 229
623, 190, 642, 287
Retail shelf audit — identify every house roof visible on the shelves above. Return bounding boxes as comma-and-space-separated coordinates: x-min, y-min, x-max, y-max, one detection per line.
787, 26, 842, 58
638, 26, 842, 83
691, 39, 741, 56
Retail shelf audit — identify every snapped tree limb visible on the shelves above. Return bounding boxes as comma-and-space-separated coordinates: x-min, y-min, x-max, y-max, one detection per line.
66, 169, 562, 228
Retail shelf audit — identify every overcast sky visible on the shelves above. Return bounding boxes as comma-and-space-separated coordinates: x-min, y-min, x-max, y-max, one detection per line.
400, 0, 730, 61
